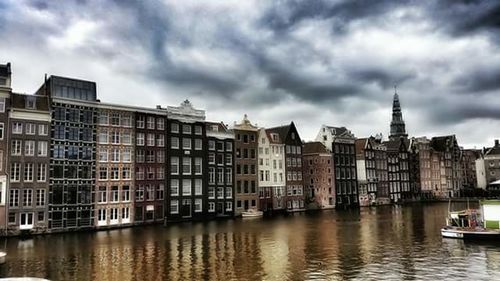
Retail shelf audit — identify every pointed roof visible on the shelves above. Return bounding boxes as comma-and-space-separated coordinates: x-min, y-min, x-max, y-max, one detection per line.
430, 135, 457, 152
267, 121, 302, 144
303, 141, 329, 154
389, 87, 408, 140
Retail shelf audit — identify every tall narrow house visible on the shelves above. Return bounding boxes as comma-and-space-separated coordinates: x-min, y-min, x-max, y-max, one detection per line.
0, 63, 11, 233
35, 76, 97, 231
95, 104, 136, 228
257, 128, 286, 213
166, 100, 207, 222
303, 142, 334, 209
267, 122, 305, 212
430, 135, 463, 198
133, 107, 167, 224
7, 93, 50, 234
316, 125, 358, 208
205, 122, 235, 218
233, 115, 259, 215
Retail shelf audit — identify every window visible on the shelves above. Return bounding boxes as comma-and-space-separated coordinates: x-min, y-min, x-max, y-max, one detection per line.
122, 167, 131, 179
122, 186, 130, 202
194, 139, 202, 150
111, 113, 120, 126
157, 135, 165, 147
111, 131, 120, 144
157, 167, 164, 180
157, 184, 164, 200
25, 140, 35, 156
182, 138, 191, 150
136, 150, 145, 163
99, 167, 108, 180
171, 157, 179, 174
0, 98, 4, 112
217, 187, 224, 198
24, 163, 34, 182
170, 200, 179, 214
226, 187, 232, 198
217, 168, 224, 184
209, 140, 215, 150
136, 133, 144, 146
98, 112, 108, 125
157, 118, 165, 130
226, 202, 233, 211
12, 122, 22, 134
26, 123, 36, 135
194, 158, 202, 175
225, 168, 232, 184
54, 125, 65, 139
182, 124, 191, 134
171, 123, 179, 133
111, 148, 120, 162
109, 186, 119, 202
122, 148, 131, 162
110, 167, 119, 180
195, 179, 202, 195
9, 189, 19, 207
137, 116, 145, 128
37, 164, 47, 182
194, 199, 202, 212
146, 151, 155, 163
98, 186, 107, 203
122, 115, 132, 127
98, 209, 106, 223
209, 202, 215, 212
38, 124, 48, 136
0, 123, 3, 140
208, 186, 215, 199
122, 132, 131, 145
37, 141, 48, 157
226, 142, 232, 151
147, 133, 155, 146
182, 157, 191, 174
182, 179, 191, 195
147, 117, 155, 129
171, 137, 179, 149
136, 167, 144, 180
23, 189, 33, 207
11, 140, 21, 155
10, 163, 20, 182
194, 125, 202, 135
157, 151, 165, 163
99, 130, 108, 144
226, 154, 232, 165
171, 179, 179, 196
209, 167, 215, 184
36, 189, 46, 206
208, 153, 215, 164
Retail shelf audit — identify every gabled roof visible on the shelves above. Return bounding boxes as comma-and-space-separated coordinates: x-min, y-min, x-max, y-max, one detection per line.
303, 142, 328, 154
265, 129, 282, 144
267, 121, 302, 145
355, 138, 369, 155
0, 63, 11, 77
383, 137, 409, 152
324, 125, 354, 138
485, 146, 500, 156
430, 135, 456, 152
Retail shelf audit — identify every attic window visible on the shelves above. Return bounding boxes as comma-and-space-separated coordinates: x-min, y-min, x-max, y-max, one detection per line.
26, 96, 36, 109
291, 132, 295, 140
211, 125, 218, 132
272, 134, 278, 141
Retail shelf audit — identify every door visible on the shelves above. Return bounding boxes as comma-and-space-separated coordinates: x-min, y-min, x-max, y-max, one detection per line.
244, 200, 249, 210
182, 199, 192, 218
20, 212, 34, 230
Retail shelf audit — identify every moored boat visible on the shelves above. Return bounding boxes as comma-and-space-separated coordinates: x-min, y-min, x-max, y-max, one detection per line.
441, 200, 500, 240
241, 209, 263, 218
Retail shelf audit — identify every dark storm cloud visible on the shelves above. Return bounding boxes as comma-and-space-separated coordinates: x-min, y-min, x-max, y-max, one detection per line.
2, 0, 500, 146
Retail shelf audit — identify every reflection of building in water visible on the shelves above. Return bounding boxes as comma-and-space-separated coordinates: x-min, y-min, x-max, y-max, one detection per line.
259, 225, 290, 280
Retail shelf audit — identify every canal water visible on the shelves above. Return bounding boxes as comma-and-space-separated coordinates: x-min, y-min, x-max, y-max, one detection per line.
1, 202, 499, 280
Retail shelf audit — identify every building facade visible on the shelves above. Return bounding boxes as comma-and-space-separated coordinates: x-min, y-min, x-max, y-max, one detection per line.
36, 76, 97, 231
257, 128, 286, 212
476, 140, 500, 193
7, 93, 50, 234
206, 122, 235, 218
233, 115, 259, 215
95, 105, 135, 228
166, 100, 207, 222
0, 63, 12, 233
267, 122, 305, 211
303, 142, 334, 209
430, 135, 463, 198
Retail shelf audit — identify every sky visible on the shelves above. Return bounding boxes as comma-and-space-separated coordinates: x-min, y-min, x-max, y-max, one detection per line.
1, 0, 500, 149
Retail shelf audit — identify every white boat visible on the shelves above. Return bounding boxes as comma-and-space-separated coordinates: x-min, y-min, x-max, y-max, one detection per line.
241, 209, 263, 218
0, 251, 5, 264
441, 200, 500, 240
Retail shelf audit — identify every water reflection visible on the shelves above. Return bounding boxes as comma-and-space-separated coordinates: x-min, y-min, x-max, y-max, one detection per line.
0, 203, 499, 280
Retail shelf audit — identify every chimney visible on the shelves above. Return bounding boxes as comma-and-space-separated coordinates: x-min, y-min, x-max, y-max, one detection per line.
495, 139, 499, 147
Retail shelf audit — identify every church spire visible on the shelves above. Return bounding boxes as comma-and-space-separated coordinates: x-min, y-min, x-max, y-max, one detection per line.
389, 86, 408, 140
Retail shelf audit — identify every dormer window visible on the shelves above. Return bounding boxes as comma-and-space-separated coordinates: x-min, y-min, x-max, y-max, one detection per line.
291, 132, 295, 140
272, 134, 278, 141
26, 96, 36, 110
211, 125, 219, 132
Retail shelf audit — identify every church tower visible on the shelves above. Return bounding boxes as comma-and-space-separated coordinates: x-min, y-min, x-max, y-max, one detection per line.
389, 87, 408, 140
